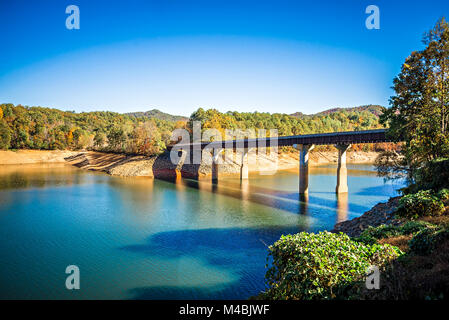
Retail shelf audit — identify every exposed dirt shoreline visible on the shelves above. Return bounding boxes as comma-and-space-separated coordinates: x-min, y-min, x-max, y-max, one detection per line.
332, 197, 402, 237
0, 149, 379, 177
0, 150, 80, 165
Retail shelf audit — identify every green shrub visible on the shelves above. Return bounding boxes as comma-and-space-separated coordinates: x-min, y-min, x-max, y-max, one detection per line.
262, 231, 402, 300
354, 233, 378, 245
395, 190, 445, 220
437, 188, 449, 202
355, 221, 434, 245
400, 221, 435, 234
413, 158, 449, 192
355, 225, 401, 245
409, 226, 449, 255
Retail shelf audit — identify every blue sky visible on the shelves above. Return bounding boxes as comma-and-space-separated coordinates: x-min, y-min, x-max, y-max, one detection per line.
1, 0, 448, 116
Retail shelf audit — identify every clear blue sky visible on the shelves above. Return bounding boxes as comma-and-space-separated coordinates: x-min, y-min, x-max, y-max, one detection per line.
1, 0, 448, 116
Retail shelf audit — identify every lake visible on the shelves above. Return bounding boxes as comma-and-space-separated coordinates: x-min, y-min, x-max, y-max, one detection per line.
0, 163, 403, 299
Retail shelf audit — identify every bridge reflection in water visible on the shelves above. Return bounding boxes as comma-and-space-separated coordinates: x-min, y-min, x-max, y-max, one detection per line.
170, 129, 393, 196
164, 168, 351, 227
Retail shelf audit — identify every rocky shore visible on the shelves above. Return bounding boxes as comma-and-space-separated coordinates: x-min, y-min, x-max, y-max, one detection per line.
0, 149, 379, 176
61, 149, 379, 178
332, 197, 402, 237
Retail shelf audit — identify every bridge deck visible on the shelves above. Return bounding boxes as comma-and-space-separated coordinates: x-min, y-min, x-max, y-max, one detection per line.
169, 129, 391, 150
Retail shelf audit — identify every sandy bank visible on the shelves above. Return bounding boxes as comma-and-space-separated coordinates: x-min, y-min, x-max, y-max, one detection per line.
0, 149, 379, 177
62, 149, 379, 178
0, 150, 79, 165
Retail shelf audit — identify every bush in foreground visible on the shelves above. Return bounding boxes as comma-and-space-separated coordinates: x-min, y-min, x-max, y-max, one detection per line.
360, 228, 449, 300
355, 221, 434, 246
409, 225, 449, 255
260, 231, 402, 300
395, 190, 447, 220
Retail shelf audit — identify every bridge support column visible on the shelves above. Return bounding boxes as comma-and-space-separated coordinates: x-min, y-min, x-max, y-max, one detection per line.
240, 148, 249, 181
335, 144, 351, 193
299, 144, 315, 194
212, 148, 223, 182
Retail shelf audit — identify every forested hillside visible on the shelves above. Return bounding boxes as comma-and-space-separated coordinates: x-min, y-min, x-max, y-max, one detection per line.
0, 103, 386, 155
290, 104, 384, 118
189, 107, 382, 137
0, 103, 182, 155
126, 109, 188, 122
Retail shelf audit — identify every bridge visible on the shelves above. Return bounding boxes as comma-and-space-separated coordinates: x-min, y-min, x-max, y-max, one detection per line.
170, 129, 392, 194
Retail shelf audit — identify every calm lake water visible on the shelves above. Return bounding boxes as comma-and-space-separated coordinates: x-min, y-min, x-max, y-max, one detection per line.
0, 164, 403, 299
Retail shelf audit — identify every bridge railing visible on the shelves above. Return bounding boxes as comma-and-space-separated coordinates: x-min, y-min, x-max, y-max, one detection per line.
168, 129, 391, 150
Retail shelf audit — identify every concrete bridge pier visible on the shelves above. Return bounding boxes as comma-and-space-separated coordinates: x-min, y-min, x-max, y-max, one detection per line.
335, 144, 351, 193
212, 148, 223, 182
240, 148, 249, 181
299, 144, 315, 194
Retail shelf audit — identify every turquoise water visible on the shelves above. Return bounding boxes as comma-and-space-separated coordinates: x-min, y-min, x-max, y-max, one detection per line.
0, 164, 403, 299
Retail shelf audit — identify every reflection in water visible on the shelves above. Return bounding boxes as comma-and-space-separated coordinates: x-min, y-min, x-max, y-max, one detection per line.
0, 164, 89, 190
0, 163, 403, 299
166, 174, 332, 222
336, 192, 349, 224
299, 193, 309, 215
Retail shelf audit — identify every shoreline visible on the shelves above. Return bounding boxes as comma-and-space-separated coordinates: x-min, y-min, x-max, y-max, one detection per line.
0, 150, 80, 165
0, 149, 395, 236
0, 149, 380, 177
332, 197, 402, 237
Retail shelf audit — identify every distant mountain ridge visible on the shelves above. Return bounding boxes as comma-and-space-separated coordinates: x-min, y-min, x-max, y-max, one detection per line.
291, 105, 384, 118
126, 105, 384, 122
126, 109, 188, 122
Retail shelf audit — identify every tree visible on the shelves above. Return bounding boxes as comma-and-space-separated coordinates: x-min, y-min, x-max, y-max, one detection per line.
94, 131, 106, 149
107, 126, 126, 151
127, 121, 163, 155
378, 18, 449, 184
0, 120, 11, 150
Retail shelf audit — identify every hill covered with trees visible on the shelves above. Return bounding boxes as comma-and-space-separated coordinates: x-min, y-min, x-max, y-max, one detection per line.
0, 104, 183, 155
290, 104, 384, 118
126, 109, 188, 122
0, 103, 386, 155
189, 106, 382, 137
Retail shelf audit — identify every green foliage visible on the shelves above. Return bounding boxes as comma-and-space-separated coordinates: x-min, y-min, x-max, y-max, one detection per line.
400, 220, 435, 234
437, 188, 449, 202
127, 109, 188, 122
262, 231, 402, 300
0, 103, 177, 155
355, 225, 403, 245
412, 159, 449, 192
188, 106, 382, 139
355, 221, 435, 245
409, 226, 449, 255
106, 127, 126, 151
312, 105, 384, 117
93, 131, 106, 148
0, 120, 11, 150
395, 190, 446, 220
0, 102, 385, 154
378, 18, 449, 182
